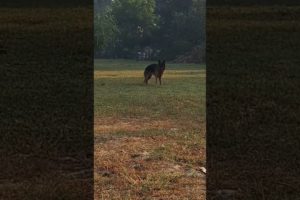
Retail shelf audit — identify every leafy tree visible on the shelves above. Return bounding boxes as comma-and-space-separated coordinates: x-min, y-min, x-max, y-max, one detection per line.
154, 0, 204, 60
94, 7, 119, 57
94, 0, 112, 12
111, 0, 157, 57
94, 0, 205, 62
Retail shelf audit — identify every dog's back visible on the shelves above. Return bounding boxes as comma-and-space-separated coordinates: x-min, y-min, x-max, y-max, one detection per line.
144, 63, 159, 76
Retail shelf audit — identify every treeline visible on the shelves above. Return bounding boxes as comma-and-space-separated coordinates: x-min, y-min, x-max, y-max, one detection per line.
94, 0, 205, 62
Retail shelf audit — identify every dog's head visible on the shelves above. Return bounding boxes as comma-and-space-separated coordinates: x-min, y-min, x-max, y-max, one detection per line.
158, 60, 166, 71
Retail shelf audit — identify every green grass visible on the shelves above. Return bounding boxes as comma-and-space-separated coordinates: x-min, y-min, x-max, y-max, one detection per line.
94, 59, 206, 120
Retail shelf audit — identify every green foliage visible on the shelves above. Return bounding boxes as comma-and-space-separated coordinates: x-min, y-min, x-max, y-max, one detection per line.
155, 0, 204, 60
94, 0, 205, 61
94, 7, 119, 55
111, 0, 157, 57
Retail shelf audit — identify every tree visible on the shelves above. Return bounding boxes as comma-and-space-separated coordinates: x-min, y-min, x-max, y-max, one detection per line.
111, 0, 157, 58
154, 0, 204, 60
94, 0, 112, 12
94, 7, 119, 57
94, 0, 205, 62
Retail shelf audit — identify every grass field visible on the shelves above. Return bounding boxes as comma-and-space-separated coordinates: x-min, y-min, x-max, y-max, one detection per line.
94, 59, 206, 199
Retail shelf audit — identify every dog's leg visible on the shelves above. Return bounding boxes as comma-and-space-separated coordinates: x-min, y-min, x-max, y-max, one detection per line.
155, 77, 158, 84
144, 73, 151, 85
145, 76, 150, 85
148, 74, 152, 84
159, 77, 162, 85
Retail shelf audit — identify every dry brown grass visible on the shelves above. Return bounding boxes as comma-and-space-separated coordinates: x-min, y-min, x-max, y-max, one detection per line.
94, 70, 206, 79
95, 117, 177, 134
94, 117, 206, 200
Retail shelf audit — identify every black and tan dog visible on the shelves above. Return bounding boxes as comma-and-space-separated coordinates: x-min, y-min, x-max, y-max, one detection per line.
144, 60, 166, 85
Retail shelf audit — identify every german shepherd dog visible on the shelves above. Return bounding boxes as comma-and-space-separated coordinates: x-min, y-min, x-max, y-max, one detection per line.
144, 60, 166, 85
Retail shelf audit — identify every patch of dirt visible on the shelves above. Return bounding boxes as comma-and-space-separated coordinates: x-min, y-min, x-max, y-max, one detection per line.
95, 117, 178, 134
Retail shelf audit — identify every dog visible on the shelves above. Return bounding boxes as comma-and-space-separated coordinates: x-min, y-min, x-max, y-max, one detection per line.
144, 60, 166, 85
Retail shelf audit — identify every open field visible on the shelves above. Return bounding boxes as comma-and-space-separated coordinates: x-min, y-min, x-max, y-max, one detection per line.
94, 59, 206, 199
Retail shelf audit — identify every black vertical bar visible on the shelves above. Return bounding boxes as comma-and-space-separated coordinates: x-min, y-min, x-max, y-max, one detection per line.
0, 1, 94, 199
207, 1, 300, 199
